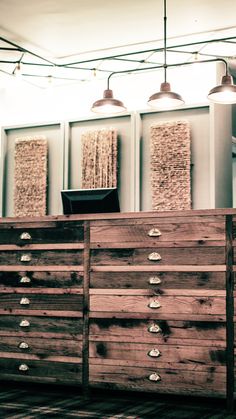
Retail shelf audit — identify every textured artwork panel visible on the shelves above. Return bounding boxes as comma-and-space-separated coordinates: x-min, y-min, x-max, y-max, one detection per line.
81, 129, 117, 189
150, 121, 191, 211
14, 136, 48, 217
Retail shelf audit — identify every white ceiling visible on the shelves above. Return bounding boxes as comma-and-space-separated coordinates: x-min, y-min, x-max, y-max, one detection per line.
0, 0, 236, 87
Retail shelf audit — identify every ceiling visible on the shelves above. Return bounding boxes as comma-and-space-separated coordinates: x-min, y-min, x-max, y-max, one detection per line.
0, 0, 236, 88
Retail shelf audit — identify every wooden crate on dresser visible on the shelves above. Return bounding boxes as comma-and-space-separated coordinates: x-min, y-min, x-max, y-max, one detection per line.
0, 209, 234, 412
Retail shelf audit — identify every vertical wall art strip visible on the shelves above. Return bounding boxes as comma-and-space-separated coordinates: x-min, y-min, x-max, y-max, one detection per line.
81, 129, 118, 189
14, 136, 48, 217
150, 121, 191, 211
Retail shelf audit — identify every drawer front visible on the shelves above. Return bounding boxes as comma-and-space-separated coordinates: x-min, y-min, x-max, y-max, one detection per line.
90, 271, 225, 290
0, 221, 84, 245
89, 364, 226, 395
89, 318, 226, 342
90, 295, 225, 315
0, 316, 83, 336
90, 247, 225, 266
91, 217, 225, 243
0, 293, 83, 311
0, 271, 83, 288
0, 336, 82, 358
0, 357, 82, 382
0, 250, 83, 266
89, 341, 226, 366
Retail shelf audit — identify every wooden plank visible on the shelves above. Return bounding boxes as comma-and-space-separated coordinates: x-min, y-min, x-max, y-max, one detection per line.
82, 221, 90, 396
0, 336, 83, 357
0, 265, 84, 272
89, 364, 226, 395
0, 250, 83, 266
0, 270, 84, 288
225, 215, 234, 412
89, 289, 226, 296
89, 341, 226, 366
90, 247, 225, 266
89, 312, 226, 321
0, 243, 84, 250
89, 318, 226, 342
90, 271, 225, 290
0, 315, 83, 335
91, 265, 226, 272
0, 310, 83, 317
0, 293, 83, 311
90, 295, 225, 315
0, 288, 83, 294
91, 241, 225, 249
90, 222, 225, 243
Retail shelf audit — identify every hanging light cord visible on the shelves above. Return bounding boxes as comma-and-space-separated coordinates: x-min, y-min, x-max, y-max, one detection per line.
164, 0, 167, 83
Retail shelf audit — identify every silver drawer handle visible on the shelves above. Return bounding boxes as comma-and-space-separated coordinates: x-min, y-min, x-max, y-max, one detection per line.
19, 364, 29, 372
20, 232, 32, 240
148, 324, 162, 333
148, 252, 162, 261
20, 298, 30, 305
20, 254, 31, 262
148, 228, 161, 237
149, 276, 162, 285
20, 276, 31, 284
149, 373, 161, 382
148, 348, 161, 358
148, 300, 161, 309
19, 320, 30, 327
19, 342, 29, 349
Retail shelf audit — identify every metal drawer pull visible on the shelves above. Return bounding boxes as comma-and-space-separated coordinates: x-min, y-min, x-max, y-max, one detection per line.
149, 276, 162, 285
20, 254, 31, 262
19, 364, 29, 372
20, 276, 31, 284
148, 348, 161, 358
148, 373, 161, 382
148, 252, 162, 261
20, 232, 32, 240
148, 228, 161, 237
20, 298, 30, 305
148, 300, 161, 309
19, 342, 29, 349
148, 324, 162, 333
19, 320, 30, 327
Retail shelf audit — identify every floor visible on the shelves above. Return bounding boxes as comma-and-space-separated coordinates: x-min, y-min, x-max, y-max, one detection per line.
0, 384, 234, 419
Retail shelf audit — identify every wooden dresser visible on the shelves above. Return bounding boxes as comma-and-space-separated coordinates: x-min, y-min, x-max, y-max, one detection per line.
0, 209, 234, 410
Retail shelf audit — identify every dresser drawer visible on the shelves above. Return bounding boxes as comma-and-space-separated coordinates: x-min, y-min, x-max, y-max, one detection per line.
0, 292, 83, 312
89, 318, 226, 342
89, 341, 226, 366
90, 247, 225, 266
0, 221, 84, 245
0, 315, 83, 336
90, 293, 225, 316
89, 364, 226, 395
0, 336, 82, 358
0, 357, 82, 383
0, 271, 83, 288
90, 216, 225, 244
90, 271, 225, 289
0, 250, 83, 266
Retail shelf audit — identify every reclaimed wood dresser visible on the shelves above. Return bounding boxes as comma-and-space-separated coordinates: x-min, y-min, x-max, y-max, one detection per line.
0, 209, 234, 411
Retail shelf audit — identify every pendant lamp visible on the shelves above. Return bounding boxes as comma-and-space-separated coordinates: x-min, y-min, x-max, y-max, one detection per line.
148, 0, 184, 109
91, 87, 126, 114
207, 73, 236, 104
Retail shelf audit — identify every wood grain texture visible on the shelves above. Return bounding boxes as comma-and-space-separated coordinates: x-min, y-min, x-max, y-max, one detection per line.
90, 247, 225, 266
0, 271, 83, 288
0, 250, 83, 266
0, 293, 83, 311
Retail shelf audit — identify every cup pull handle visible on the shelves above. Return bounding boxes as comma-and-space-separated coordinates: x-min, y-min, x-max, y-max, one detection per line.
148, 228, 161, 237
20, 254, 32, 262
149, 373, 161, 382
20, 298, 30, 305
20, 276, 31, 284
148, 300, 161, 309
149, 276, 162, 285
148, 348, 161, 358
19, 364, 29, 372
20, 232, 32, 240
148, 252, 162, 261
19, 342, 29, 349
19, 320, 30, 327
148, 324, 162, 333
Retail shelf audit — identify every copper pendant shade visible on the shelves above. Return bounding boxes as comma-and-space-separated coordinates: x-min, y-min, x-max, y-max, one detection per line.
148, 81, 184, 109
207, 74, 236, 104
91, 89, 126, 114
